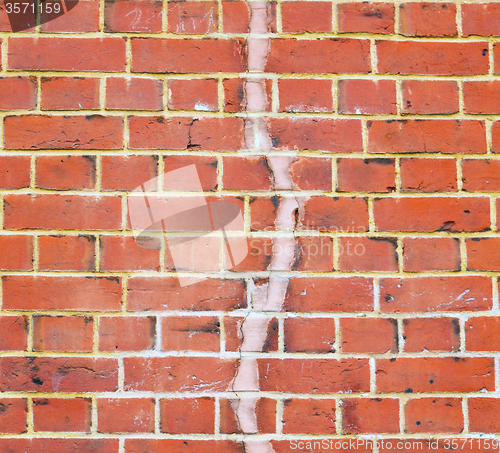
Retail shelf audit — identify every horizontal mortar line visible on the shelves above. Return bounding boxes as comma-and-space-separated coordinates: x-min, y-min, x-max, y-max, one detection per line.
0, 431, 496, 439
2, 391, 500, 400
3, 150, 500, 159
1, 269, 500, 277
1, 351, 500, 359
3, 310, 500, 318
4, 110, 500, 120
4, 70, 500, 80
2, 32, 500, 42
1, 270, 500, 277
4, 390, 500, 398
5, 189, 500, 197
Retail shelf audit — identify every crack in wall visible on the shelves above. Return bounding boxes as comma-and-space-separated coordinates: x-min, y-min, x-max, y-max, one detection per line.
228, 4, 306, 451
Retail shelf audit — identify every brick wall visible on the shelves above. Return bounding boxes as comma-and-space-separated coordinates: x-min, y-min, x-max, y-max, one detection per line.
1, 0, 500, 452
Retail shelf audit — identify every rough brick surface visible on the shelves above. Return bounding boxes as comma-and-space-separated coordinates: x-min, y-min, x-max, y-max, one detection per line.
1, 0, 499, 449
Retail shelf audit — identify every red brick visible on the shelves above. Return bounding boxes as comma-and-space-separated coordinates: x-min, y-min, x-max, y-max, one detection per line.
0, 77, 36, 110
278, 79, 332, 113
99, 316, 156, 351
0, 439, 118, 453
465, 316, 500, 351
402, 80, 459, 114
268, 118, 363, 153
338, 237, 398, 272
400, 158, 457, 192
0, 399, 27, 434
224, 315, 278, 352
4, 115, 123, 150
463, 159, 500, 191
403, 237, 460, 272
282, 2, 332, 33
405, 398, 463, 433
464, 81, 500, 114
0, 357, 118, 392
102, 155, 158, 191
0, 7, 34, 32
289, 157, 332, 191
161, 398, 214, 434
129, 116, 244, 151
127, 277, 245, 311
377, 357, 494, 393
168, 1, 217, 34
4, 194, 122, 230
221, 1, 276, 33
399, 3, 457, 37
341, 318, 397, 353
284, 318, 335, 353
342, 398, 399, 434
161, 157, 216, 193
98, 398, 155, 433
39, 235, 95, 271
469, 398, 500, 433
162, 316, 219, 352
33, 315, 93, 352
374, 197, 489, 232
284, 277, 374, 312
369, 120, 486, 154
105, 0, 162, 32
293, 236, 334, 272
168, 78, 218, 111
0, 156, 30, 189
337, 158, 395, 193
266, 39, 370, 74
299, 196, 369, 232
493, 123, 500, 152
0, 316, 28, 351
124, 357, 237, 391
132, 38, 246, 73
41, 0, 99, 32
283, 399, 336, 434
380, 276, 492, 313
2, 276, 122, 311
467, 238, 500, 271
339, 79, 397, 114
126, 440, 243, 453
33, 398, 91, 432
106, 77, 163, 110
220, 397, 276, 434
249, 196, 281, 231
41, 77, 99, 110
0, 235, 33, 271
338, 2, 394, 34
377, 41, 489, 75
403, 318, 460, 352
8, 37, 126, 71
223, 156, 272, 191
494, 43, 500, 74
222, 0, 248, 32
100, 235, 160, 271
36, 155, 95, 190
258, 359, 370, 393
463, 3, 500, 37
